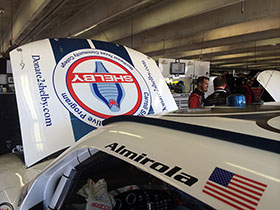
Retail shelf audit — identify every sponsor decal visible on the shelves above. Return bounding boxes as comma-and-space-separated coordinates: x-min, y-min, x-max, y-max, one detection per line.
105, 143, 198, 187
0, 203, 14, 210
53, 49, 151, 127
33, 55, 52, 127
203, 167, 267, 210
142, 60, 167, 112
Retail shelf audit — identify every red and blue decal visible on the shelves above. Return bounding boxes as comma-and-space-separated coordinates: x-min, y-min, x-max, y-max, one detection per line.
65, 56, 142, 119
51, 39, 151, 140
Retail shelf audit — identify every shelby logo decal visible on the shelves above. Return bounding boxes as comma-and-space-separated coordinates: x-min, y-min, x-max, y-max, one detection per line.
53, 49, 151, 127
105, 143, 198, 187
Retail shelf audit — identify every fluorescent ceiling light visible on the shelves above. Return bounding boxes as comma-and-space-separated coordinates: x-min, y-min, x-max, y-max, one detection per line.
72, 24, 98, 37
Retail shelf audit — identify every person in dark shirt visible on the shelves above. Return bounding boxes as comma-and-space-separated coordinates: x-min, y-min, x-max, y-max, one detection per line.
188, 76, 209, 108
204, 76, 230, 106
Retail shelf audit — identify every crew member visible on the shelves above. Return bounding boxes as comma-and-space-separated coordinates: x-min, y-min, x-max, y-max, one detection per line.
204, 76, 230, 106
188, 76, 209, 108
241, 77, 255, 104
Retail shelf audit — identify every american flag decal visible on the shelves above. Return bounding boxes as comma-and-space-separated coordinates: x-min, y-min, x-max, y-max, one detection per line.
203, 167, 267, 210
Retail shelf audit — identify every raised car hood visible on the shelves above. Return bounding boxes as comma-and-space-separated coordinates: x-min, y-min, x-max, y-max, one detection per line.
257, 70, 280, 102
9, 38, 177, 167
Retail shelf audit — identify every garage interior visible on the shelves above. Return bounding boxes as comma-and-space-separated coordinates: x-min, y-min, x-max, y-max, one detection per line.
0, 1, 280, 209
0, 0, 279, 153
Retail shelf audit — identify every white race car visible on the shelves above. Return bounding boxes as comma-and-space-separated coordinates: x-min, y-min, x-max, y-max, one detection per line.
1, 107, 280, 210
1, 39, 279, 210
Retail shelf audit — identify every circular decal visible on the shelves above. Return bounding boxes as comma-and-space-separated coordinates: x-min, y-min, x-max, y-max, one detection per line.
0, 203, 14, 210
53, 49, 151, 127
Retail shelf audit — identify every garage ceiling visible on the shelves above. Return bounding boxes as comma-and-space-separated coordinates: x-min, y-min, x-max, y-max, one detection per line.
0, 0, 279, 71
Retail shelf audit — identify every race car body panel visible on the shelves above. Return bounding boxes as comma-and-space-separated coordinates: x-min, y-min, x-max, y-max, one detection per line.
0, 154, 27, 205
9, 38, 177, 167
163, 108, 280, 143
13, 113, 280, 210
0, 154, 53, 207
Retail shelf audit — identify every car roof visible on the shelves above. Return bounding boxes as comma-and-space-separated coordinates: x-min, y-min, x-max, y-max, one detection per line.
103, 107, 280, 154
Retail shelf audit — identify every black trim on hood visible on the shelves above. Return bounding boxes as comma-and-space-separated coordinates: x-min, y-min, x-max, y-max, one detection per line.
103, 115, 280, 154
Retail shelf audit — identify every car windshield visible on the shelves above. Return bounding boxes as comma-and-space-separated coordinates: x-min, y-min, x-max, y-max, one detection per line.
62, 151, 215, 210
